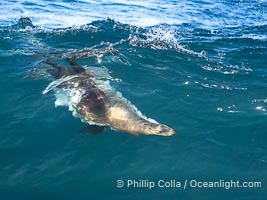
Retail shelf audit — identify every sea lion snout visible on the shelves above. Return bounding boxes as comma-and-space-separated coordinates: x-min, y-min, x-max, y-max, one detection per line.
157, 124, 176, 136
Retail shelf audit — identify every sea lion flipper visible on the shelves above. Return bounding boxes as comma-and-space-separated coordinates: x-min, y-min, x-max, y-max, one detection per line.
80, 125, 106, 135
67, 58, 86, 74
44, 60, 74, 78
44, 60, 61, 70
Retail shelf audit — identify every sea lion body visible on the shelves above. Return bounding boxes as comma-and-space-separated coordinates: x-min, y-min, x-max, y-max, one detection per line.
45, 59, 175, 136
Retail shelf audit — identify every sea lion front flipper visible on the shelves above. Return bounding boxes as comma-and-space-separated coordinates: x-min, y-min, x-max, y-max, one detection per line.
67, 58, 86, 74
80, 125, 106, 135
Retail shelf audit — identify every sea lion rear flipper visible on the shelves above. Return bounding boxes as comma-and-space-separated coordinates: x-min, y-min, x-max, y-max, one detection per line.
46, 68, 58, 78
44, 60, 61, 70
44, 60, 74, 78
80, 125, 106, 135
67, 58, 86, 74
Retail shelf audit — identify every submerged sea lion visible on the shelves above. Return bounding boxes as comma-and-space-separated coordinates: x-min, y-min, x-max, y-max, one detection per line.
44, 58, 175, 136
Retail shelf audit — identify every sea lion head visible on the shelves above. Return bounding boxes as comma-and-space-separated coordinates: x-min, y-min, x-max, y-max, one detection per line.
159, 124, 176, 136
138, 121, 175, 136
151, 124, 176, 136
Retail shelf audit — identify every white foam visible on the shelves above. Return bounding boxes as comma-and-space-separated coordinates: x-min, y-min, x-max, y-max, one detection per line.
42, 75, 82, 95
54, 89, 70, 107
129, 25, 206, 57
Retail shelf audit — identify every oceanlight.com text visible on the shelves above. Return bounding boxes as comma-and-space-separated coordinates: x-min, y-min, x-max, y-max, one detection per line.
116, 179, 262, 190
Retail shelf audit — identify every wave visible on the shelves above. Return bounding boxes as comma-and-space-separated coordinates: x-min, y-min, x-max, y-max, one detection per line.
1, 0, 266, 29
2, 17, 267, 81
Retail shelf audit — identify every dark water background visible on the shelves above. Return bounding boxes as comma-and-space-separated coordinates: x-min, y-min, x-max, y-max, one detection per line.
0, 0, 267, 199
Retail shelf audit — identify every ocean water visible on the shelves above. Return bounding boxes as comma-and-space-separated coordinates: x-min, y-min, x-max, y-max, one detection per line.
0, 0, 267, 199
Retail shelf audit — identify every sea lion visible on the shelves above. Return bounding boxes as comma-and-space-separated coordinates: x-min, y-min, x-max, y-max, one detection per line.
44, 58, 175, 136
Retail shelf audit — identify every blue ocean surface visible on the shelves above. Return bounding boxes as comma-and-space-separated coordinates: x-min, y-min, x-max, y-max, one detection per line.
0, 0, 267, 199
